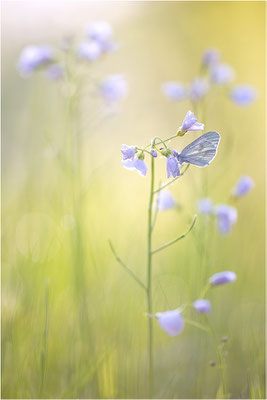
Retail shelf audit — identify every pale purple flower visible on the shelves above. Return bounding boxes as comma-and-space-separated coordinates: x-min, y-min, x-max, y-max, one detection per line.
232, 175, 254, 197
179, 110, 204, 134
18, 45, 54, 76
210, 63, 235, 85
77, 41, 102, 61
156, 309, 185, 336
214, 204, 238, 234
151, 150, 157, 158
161, 82, 188, 101
197, 198, 214, 215
209, 271, 237, 286
87, 21, 113, 44
121, 144, 136, 161
190, 78, 210, 101
46, 64, 64, 80
100, 75, 128, 103
122, 157, 148, 177
230, 85, 257, 107
202, 48, 221, 66
87, 21, 117, 53
157, 190, 176, 211
166, 155, 180, 179
193, 299, 211, 314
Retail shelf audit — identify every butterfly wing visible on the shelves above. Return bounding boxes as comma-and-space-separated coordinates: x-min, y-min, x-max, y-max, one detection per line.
179, 131, 220, 167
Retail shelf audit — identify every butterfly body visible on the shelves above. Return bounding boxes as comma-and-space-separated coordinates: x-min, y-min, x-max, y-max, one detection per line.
175, 131, 220, 168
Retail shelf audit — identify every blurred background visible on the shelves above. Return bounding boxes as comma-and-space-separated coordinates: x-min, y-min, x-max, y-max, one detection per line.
2, 1, 265, 399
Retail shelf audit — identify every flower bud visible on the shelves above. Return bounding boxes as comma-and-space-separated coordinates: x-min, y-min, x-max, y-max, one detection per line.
209, 271, 237, 286
193, 299, 211, 314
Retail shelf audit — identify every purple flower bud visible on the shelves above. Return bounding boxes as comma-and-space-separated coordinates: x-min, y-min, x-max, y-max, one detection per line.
209, 271, 237, 286
100, 75, 128, 103
230, 85, 257, 107
232, 175, 254, 197
193, 299, 211, 314
190, 78, 210, 101
166, 155, 180, 179
18, 45, 54, 76
214, 204, 237, 235
179, 110, 204, 134
122, 157, 148, 177
156, 309, 185, 336
157, 190, 176, 211
202, 48, 221, 66
197, 198, 214, 215
151, 150, 157, 158
46, 64, 64, 80
77, 41, 102, 61
210, 63, 235, 85
161, 82, 188, 101
87, 21, 113, 44
121, 144, 136, 161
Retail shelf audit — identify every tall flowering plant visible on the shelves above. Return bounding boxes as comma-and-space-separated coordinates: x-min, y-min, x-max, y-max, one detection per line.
17, 21, 128, 398
110, 111, 236, 398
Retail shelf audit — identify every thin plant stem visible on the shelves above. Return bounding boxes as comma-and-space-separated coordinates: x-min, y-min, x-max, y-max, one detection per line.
147, 154, 155, 398
39, 280, 49, 397
109, 240, 147, 291
152, 214, 197, 255
204, 317, 229, 399
153, 164, 190, 194
151, 180, 161, 232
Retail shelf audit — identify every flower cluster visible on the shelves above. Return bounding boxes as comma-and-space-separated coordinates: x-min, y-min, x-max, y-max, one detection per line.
17, 22, 128, 105
18, 45, 55, 77
162, 48, 257, 107
197, 176, 254, 234
121, 111, 204, 177
155, 270, 236, 336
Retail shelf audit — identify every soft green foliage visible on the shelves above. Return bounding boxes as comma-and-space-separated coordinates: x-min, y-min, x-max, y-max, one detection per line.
2, 1, 265, 399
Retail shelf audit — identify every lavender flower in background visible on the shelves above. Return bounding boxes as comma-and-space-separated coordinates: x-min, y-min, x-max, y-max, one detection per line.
157, 190, 177, 211
230, 85, 257, 107
193, 299, 211, 314
77, 41, 102, 62
197, 198, 214, 215
190, 77, 210, 101
87, 21, 116, 52
156, 310, 185, 336
232, 175, 254, 197
210, 63, 235, 85
100, 75, 128, 103
202, 48, 221, 66
46, 64, 64, 80
161, 82, 188, 101
18, 45, 54, 76
122, 157, 148, 177
209, 271, 237, 286
121, 144, 136, 160
214, 204, 238, 235
178, 110, 204, 135
166, 155, 180, 178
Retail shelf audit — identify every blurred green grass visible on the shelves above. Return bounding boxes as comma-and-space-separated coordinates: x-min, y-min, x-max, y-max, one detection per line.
1, 1, 265, 399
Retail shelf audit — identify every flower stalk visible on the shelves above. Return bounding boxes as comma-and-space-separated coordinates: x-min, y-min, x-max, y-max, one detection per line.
147, 153, 155, 398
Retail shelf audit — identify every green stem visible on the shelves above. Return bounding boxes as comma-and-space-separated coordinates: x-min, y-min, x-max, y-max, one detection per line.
153, 164, 190, 194
109, 240, 147, 291
142, 133, 178, 151
39, 281, 49, 397
204, 317, 229, 399
152, 214, 197, 254
147, 155, 155, 398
